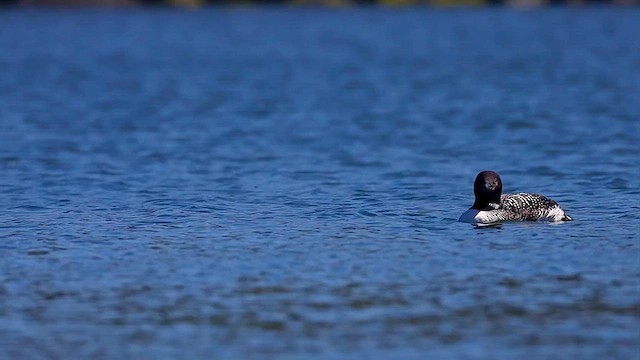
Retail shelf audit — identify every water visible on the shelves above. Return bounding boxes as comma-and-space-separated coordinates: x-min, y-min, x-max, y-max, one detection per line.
1, 7, 639, 360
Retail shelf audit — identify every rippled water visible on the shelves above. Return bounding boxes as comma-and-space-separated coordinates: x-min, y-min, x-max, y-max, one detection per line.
1, 7, 639, 360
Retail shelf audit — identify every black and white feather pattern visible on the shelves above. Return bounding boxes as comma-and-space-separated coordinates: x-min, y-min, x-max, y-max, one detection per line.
499, 193, 570, 221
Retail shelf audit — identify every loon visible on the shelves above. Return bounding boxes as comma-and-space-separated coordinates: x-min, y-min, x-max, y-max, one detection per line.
459, 170, 572, 224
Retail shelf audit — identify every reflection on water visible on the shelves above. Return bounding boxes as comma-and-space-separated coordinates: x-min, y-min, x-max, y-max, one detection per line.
0, 7, 639, 360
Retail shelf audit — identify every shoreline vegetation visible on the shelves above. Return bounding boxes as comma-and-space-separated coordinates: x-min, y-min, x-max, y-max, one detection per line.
2, 0, 638, 7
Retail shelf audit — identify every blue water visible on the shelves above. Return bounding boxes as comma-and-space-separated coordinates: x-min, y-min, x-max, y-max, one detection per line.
1, 7, 639, 360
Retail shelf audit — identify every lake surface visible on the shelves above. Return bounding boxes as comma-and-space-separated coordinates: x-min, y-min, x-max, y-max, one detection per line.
0, 7, 639, 360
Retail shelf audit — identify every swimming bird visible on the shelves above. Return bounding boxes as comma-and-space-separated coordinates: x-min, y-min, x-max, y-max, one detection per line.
459, 170, 572, 224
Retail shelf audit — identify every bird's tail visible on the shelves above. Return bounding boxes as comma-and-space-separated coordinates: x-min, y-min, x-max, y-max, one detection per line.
562, 214, 573, 221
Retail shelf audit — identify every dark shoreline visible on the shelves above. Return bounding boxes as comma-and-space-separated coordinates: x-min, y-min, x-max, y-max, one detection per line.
2, 0, 638, 8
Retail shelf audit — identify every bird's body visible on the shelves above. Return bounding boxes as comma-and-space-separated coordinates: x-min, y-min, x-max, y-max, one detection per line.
459, 171, 572, 224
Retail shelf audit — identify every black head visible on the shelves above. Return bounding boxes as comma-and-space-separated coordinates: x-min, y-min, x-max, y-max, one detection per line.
472, 170, 502, 210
